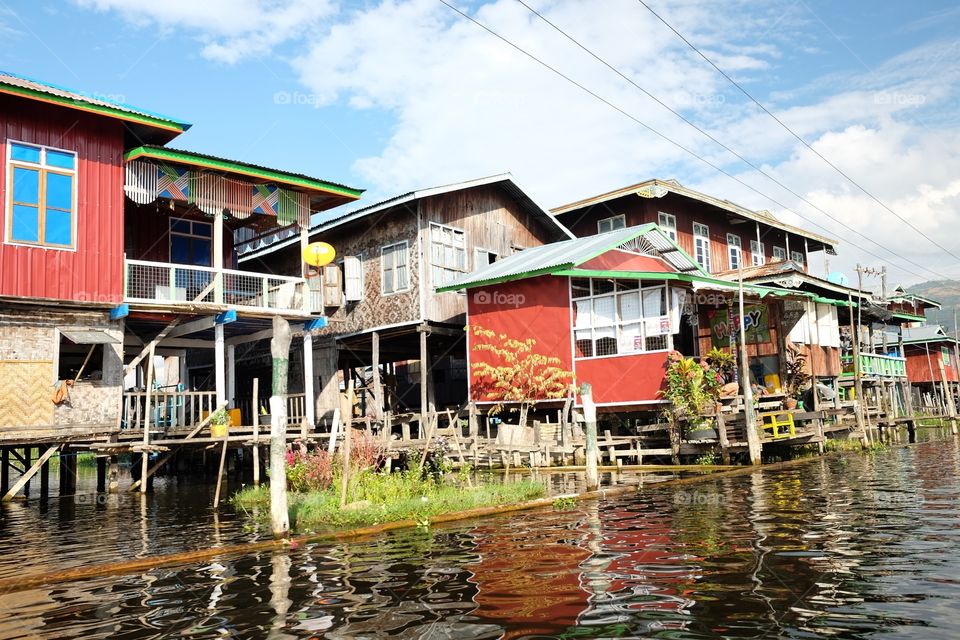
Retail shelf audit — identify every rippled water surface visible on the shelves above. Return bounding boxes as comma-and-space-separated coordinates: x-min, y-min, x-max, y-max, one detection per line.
2, 432, 960, 638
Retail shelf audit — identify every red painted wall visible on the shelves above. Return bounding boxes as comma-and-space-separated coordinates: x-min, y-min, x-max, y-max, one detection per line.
0, 96, 125, 304
905, 344, 959, 383
467, 273, 670, 406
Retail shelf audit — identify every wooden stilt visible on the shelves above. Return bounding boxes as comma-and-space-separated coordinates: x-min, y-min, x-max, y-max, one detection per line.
40, 455, 49, 498
269, 315, 292, 537
340, 380, 354, 509
109, 456, 119, 493
372, 331, 383, 424
0, 448, 8, 496
3, 445, 60, 501
252, 377, 261, 487
96, 457, 106, 493
213, 432, 229, 509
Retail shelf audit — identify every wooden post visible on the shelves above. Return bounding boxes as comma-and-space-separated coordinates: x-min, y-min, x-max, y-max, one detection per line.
303, 332, 316, 430
739, 265, 761, 465
226, 344, 236, 409
40, 455, 50, 499
96, 457, 106, 493
141, 343, 156, 494
419, 327, 430, 421
269, 316, 292, 538
848, 293, 867, 445
582, 382, 599, 491
372, 331, 383, 424
0, 448, 8, 496
109, 455, 119, 493
938, 358, 958, 435
339, 380, 354, 509
252, 377, 261, 487
716, 409, 731, 465
215, 323, 226, 409
3, 445, 59, 501
213, 431, 229, 509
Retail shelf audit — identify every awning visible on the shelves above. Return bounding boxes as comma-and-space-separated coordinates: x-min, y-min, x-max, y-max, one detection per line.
60, 329, 120, 345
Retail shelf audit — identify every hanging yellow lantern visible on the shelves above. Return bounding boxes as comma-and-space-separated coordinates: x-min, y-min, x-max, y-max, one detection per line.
302, 241, 336, 267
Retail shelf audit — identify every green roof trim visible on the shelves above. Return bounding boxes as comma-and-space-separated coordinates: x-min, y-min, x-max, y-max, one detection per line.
124, 146, 363, 199
558, 269, 807, 297
890, 311, 926, 322
0, 82, 188, 133
436, 264, 574, 293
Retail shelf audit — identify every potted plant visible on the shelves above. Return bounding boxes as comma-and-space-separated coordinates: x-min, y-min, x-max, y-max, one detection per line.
661, 352, 720, 441
210, 407, 231, 438
258, 405, 272, 427
783, 347, 811, 410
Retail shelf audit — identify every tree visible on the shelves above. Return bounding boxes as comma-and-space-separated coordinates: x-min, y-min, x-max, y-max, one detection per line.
470, 325, 575, 428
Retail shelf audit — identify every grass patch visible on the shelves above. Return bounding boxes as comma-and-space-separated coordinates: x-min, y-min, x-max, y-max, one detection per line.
231, 470, 546, 532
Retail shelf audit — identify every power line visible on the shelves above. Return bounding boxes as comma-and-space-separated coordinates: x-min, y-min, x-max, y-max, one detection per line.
637, 0, 960, 265
514, 0, 948, 281
437, 0, 938, 281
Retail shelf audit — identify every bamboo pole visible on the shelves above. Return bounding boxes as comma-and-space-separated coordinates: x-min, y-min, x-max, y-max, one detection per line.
141, 344, 155, 494
739, 264, 761, 464
252, 377, 260, 487
213, 431, 228, 509
339, 380, 354, 509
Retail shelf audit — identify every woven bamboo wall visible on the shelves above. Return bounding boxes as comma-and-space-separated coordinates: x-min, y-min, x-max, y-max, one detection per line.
0, 360, 54, 427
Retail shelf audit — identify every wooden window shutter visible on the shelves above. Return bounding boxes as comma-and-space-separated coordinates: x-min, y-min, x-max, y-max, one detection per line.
344, 256, 363, 301
323, 264, 343, 307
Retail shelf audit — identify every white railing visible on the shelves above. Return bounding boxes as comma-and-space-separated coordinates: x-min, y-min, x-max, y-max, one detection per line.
122, 389, 218, 431
124, 259, 313, 314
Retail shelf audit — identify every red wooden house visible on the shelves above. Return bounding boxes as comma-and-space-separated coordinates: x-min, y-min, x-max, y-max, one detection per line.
902, 325, 959, 384
0, 71, 361, 472
551, 179, 837, 276
438, 224, 814, 411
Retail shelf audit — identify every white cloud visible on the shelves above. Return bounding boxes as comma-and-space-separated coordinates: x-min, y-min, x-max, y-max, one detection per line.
73, 0, 336, 63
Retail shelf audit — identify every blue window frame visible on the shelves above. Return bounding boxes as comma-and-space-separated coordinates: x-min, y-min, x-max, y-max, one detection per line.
6, 141, 77, 248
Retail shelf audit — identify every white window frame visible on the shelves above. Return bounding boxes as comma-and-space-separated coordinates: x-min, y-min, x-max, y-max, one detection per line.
342, 253, 364, 302
571, 278, 674, 359
429, 222, 467, 287
5, 139, 79, 251
657, 212, 677, 241
381, 241, 409, 295
475, 247, 498, 268
791, 250, 805, 265
750, 240, 765, 266
597, 214, 626, 234
693, 222, 711, 271
772, 246, 787, 262
727, 234, 742, 271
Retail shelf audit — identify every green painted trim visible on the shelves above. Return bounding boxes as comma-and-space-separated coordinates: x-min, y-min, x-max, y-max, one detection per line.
124, 146, 363, 199
435, 263, 574, 293
0, 84, 187, 133
890, 311, 926, 322
574, 223, 655, 265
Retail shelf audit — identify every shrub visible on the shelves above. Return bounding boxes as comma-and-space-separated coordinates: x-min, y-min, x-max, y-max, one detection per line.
349, 430, 385, 470
286, 448, 335, 492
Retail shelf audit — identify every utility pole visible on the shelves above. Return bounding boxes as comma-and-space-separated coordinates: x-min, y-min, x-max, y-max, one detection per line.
582, 383, 599, 491
739, 264, 761, 465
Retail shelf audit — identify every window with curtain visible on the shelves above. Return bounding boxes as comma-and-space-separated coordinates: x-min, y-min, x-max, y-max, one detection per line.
572, 278, 673, 358
7, 141, 77, 248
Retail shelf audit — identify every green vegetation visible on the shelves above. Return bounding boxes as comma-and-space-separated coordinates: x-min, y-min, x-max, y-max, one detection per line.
231, 434, 546, 532
695, 451, 721, 466
232, 472, 545, 531
552, 496, 577, 510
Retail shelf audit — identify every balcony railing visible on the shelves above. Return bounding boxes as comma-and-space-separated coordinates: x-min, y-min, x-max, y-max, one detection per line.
841, 353, 907, 378
124, 259, 316, 314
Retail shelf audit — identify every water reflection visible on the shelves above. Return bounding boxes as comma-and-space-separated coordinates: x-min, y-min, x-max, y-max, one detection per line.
0, 434, 959, 638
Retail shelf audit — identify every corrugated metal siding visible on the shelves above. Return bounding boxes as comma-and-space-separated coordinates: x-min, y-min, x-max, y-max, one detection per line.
0, 97, 125, 304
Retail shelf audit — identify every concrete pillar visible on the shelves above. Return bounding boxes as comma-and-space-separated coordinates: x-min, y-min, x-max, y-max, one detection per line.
303, 332, 315, 428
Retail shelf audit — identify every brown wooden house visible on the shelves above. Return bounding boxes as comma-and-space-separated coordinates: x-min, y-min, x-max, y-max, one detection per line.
240, 174, 574, 425
552, 179, 837, 275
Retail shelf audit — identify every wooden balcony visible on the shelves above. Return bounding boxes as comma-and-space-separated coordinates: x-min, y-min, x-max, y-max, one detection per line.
840, 353, 907, 379
124, 258, 320, 316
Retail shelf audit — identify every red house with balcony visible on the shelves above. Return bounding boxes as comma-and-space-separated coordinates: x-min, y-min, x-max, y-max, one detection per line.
0, 72, 361, 485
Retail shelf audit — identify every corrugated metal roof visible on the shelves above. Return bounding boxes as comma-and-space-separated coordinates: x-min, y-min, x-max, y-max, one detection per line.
60, 329, 120, 345
0, 70, 190, 128
239, 173, 571, 261
551, 178, 839, 253
438, 224, 701, 291
903, 325, 952, 342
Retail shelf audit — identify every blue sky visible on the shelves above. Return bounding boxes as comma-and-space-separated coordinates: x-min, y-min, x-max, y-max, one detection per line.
2, 1, 960, 284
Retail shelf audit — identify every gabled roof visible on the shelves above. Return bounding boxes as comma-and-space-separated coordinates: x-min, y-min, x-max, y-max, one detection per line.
887, 284, 941, 309
239, 173, 570, 261
714, 260, 869, 303
551, 178, 838, 254
903, 325, 956, 344
0, 70, 189, 144
124, 145, 363, 206
437, 224, 704, 292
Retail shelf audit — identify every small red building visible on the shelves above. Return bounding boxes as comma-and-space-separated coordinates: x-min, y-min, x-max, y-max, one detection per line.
902, 325, 959, 384
438, 224, 816, 411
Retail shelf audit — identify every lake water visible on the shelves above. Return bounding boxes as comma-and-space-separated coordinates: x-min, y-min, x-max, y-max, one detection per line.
1, 429, 958, 639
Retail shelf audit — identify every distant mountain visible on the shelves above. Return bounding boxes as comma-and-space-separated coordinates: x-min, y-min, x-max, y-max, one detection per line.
907, 280, 960, 334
